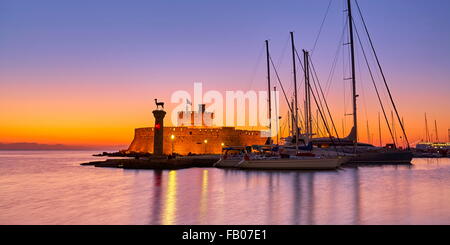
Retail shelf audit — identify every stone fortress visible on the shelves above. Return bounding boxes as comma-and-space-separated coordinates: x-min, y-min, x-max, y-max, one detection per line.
126, 104, 267, 155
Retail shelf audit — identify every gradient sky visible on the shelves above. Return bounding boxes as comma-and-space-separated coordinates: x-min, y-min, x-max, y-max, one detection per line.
1, 0, 449, 147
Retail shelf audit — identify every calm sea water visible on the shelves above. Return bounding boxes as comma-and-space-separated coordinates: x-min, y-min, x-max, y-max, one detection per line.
1, 150, 449, 225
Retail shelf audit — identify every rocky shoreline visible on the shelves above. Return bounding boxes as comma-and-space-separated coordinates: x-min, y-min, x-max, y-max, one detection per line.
81, 155, 220, 170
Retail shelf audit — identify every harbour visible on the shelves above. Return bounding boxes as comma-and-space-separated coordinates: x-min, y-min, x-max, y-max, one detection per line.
1, 0, 449, 230
2, 150, 450, 225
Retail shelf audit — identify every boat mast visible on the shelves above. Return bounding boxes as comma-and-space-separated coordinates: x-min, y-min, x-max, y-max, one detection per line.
308, 53, 312, 140
274, 86, 279, 145
291, 99, 295, 137
347, 0, 358, 151
378, 112, 382, 147
265, 40, 272, 144
391, 110, 397, 146
434, 120, 439, 142
316, 109, 319, 137
401, 117, 406, 148
290, 32, 299, 152
425, 113, 430, 142
303, 49, 312, 143
288, 107, 291, 139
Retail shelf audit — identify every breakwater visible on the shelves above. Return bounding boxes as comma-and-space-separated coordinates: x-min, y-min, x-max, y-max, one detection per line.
81, 155, 220, 170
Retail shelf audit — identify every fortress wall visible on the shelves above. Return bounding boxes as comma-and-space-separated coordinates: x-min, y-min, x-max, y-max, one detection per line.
127, 127, 267, 155
127, 127, 154, 153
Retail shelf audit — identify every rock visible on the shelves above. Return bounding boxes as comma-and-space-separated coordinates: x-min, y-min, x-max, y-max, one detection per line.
80, 156, 220, 170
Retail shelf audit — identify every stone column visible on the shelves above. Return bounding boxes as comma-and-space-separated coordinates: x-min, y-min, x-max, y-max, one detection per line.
152, 110, 166, 155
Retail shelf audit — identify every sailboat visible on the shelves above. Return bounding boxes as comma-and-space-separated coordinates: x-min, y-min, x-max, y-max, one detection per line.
235, 36, 347, 170
308, 0, 412, 164
413, 116, 450, 158
237, 154, 348, 170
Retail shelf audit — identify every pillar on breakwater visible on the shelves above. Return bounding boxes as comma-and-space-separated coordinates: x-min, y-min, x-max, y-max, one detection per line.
152, 109, 166, 155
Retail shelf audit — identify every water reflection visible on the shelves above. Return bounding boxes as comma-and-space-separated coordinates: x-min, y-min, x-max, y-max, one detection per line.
150, 170, 163, 224
292, 173, 301, 225
198, 170, 209, 223
267, 174, 275, 224
162, 170, 177, 225
2, 151, 450, 225
351, 167, 361, 224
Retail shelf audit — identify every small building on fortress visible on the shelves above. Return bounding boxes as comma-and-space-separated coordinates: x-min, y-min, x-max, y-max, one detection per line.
126, 104, 268, 155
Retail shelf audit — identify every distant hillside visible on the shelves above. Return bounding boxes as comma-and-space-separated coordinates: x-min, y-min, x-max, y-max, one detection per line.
0, 142, 125, 151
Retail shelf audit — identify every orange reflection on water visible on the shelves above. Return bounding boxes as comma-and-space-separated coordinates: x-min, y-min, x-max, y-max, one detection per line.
198, 170, 209, 223
162, 170, 177, 225
2, 152, 450, 225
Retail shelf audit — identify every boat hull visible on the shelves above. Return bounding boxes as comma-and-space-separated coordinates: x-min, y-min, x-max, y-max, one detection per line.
214, 159, 241, 168
238, 157, 347, 170
348, 151, 413, 164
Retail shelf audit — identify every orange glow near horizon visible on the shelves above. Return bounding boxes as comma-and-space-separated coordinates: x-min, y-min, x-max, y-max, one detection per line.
1, 0, 449, 149
1, 70, 449, 148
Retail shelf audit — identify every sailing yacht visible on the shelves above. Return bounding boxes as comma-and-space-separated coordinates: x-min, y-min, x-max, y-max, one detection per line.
237, 155, 346, 170
314, 0, 413, 164
213, 146, 248, 168
214, 145, 346, 170
215, 36, 349, 170
276, 0, 412, 164
310, 126, 412, 163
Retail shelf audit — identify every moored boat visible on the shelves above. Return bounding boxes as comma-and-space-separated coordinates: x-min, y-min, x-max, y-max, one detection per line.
350, 150, 412, 164
213, 146, 248, 168
237, 155, 347, 170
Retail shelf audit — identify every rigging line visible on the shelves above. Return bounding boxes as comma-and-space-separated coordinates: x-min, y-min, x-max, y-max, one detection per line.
353, 18, 397, 146
355, 0, 410, 149
325, 19, 348, 97
354, 40, 373, 143
309, 56, 342, 140
268, 55, 293, 116
310, 110, 326, 137
354, 39, 369, 124
293, 48, 326, 136
286, 49, 306, 129
311, 0, 333, 55
280, 110, 290, 137
296, 48, 340, 141
305, 55, 326, 113
274, 41, 291, 125
291, 49, 308, 130
276, 35, 290, 68
304, 58, 327, 121
308, 64, 330, 136
247, 43, 265, 91
342, 11, 349, 119
270, 55, 306, 141
307, 66, 340, 154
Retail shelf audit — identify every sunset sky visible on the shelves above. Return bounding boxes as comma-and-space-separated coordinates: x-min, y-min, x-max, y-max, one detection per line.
1, 0, 449, 148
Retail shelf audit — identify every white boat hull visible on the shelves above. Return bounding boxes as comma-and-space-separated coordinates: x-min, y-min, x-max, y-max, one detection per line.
238, 157, 347, 170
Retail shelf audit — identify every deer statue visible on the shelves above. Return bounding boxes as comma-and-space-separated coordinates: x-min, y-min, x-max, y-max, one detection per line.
154, 99, 164, 110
